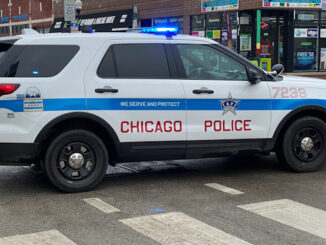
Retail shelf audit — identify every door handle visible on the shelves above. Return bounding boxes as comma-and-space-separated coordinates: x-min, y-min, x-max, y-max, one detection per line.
193, 88, 214, 95
95, 88, 119, 93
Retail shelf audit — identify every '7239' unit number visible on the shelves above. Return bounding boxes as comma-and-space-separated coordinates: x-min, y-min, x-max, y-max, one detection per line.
272, 87, 307, 99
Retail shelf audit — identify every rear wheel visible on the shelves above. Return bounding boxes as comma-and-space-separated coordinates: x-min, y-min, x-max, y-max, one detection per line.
278, 117, 326, 172
44, 129, 108, 192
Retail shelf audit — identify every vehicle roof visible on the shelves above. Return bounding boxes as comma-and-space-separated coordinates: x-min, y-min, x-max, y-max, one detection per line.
0, 32, 216, 45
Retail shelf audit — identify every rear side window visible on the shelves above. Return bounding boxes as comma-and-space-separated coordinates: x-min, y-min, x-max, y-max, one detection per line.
97, 44, 171, 79
0, 45, 79, 77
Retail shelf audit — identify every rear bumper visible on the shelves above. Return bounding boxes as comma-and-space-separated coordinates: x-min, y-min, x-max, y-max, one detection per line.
0, 143, 39, 164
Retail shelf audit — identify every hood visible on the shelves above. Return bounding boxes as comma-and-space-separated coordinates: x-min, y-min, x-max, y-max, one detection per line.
281, 75, 326, 87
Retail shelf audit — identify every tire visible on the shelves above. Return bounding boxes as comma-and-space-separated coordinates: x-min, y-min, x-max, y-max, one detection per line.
279, 116, 326, 172
44, 129, 109, 192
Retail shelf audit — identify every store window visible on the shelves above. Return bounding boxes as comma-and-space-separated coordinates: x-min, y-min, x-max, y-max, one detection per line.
140, 19, 152, 28
191, 15, 205, 37
0, 26, 9, 35
206, 13, 222, 43
295, 11, 319, 25
12, 24, 29, 35
239, 13, 252, 59
34, 27, 50, 34
221, 12, 238, 52
320, 12, 326, 71
293, 11, 319, 71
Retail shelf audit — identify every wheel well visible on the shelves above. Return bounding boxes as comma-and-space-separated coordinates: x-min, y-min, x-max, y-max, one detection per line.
274, 107, 326, 150
36, 116, 119, 166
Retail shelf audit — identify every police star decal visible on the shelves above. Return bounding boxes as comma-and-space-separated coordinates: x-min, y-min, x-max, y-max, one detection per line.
220, 92, 239, 116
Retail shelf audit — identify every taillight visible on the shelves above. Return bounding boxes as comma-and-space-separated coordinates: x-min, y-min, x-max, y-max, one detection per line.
0, 84, 20, 97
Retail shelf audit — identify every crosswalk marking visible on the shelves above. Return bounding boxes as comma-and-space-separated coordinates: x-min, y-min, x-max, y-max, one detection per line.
239, 199, 326, 240
205, 183, 244, 195
0, 230, 76, 245
84, 198, 120, 214
120, 212, 251, 245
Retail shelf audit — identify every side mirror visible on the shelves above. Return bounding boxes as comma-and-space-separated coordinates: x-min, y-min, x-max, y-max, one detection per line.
271, 64, 284, 76
247, 68, 262, 84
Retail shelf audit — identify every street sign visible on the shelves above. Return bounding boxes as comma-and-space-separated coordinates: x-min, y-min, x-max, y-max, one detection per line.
64, 0, 76, 22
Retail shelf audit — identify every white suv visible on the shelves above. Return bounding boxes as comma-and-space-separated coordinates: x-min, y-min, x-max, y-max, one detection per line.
1, 29, 326, 192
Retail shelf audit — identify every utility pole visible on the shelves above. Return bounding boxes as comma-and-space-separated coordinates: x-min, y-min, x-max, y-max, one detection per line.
8, 0, 12, 36
133, 5, 138, 28
29, 0, 32, 28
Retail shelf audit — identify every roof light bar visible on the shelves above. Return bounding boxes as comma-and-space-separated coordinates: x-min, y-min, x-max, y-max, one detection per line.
140, 26, 178, 36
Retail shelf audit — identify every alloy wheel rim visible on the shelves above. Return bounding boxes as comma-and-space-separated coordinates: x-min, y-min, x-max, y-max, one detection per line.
293, 127, 323, 162
57, 142, 96, 180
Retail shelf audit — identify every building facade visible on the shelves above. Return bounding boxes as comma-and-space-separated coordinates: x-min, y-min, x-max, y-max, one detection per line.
52, 0, 326, 73
0, 0, 54, 37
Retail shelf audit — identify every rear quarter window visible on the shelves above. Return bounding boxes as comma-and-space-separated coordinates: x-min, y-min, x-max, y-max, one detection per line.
0, 45, 79, 77
0, 40, 18, 67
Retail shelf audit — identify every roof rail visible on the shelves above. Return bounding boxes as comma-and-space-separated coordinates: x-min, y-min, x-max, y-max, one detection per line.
22, 29, 39, 35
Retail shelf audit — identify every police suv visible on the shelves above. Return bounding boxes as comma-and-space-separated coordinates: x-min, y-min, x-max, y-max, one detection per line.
0, 27, 325, 192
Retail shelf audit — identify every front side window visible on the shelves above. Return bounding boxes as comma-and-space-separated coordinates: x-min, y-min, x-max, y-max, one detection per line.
97, 44, 171, 79
0, 45, 79, 77
176, 44, 248, 81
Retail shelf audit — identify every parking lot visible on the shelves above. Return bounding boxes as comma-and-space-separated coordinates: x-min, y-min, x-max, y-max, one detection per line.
1, 154, 326, 244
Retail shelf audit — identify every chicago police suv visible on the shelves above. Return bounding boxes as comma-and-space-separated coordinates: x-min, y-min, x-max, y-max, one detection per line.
0, 27, 326, 192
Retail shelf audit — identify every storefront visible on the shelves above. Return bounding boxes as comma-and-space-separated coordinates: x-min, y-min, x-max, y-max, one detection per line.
50, 9, 133, 33
191, 12, 238, 52
189, 0, 326, 72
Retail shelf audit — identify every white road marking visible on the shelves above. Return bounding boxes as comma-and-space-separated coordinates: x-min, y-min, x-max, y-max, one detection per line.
205, 183, 244, 195
120, 212, 251, 245
0, 230, 76, 245
84, 198, 120, 214
239, 199, 326, 240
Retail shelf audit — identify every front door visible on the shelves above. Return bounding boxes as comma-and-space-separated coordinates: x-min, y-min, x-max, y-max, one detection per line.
85, 40, 187, 160
173, 42, 271, 156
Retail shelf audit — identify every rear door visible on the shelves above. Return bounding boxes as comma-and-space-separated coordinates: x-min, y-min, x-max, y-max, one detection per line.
85, 40, 187, 161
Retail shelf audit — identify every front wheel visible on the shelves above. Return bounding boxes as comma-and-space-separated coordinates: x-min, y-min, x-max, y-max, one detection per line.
44, 129, 109, 192
279, 116, 326, 172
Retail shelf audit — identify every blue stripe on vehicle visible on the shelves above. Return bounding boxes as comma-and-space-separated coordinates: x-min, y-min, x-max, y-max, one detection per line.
0, 100, 24, 112
43, 99, 87, 111
87, 98, 186, 111
187, 99, 271, 111
271, 99, 326, 110
1, 98, 326, 112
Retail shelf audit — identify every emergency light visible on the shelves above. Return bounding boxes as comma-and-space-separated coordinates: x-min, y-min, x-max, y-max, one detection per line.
140, 26, 178, 36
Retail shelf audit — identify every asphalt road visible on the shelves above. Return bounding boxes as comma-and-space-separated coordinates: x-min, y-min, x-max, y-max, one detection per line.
0, 154, 326, 245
